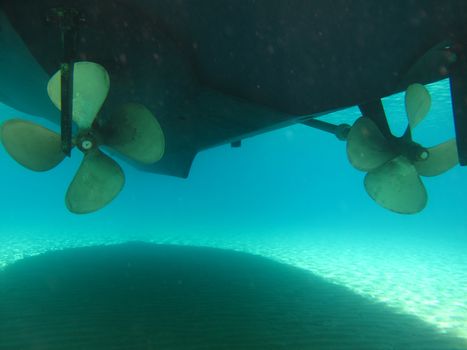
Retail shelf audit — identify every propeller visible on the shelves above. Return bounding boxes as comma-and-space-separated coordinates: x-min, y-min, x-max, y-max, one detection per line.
0, 61, 165, 214
346, 83, 458, 214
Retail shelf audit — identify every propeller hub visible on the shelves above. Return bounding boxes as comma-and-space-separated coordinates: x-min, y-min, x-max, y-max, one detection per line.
418, 150, 429, 161
392, 137, 429, 163
406, 143, 429, 162
76, 130, 99, 153
81, 140, 94, 151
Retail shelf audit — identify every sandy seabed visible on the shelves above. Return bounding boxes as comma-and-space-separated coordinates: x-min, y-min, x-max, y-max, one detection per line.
1, 228, 466, 346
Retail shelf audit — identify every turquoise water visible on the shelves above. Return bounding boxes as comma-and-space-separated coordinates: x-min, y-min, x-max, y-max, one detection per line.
1, 79, 467, 344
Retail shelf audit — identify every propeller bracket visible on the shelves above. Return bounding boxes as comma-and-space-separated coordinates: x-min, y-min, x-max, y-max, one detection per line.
46, 7, 85, 157
449, 43, 467, 166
